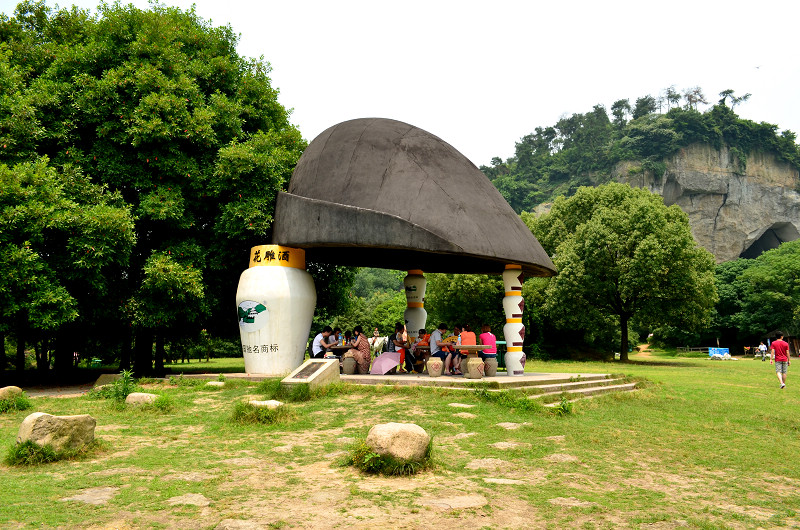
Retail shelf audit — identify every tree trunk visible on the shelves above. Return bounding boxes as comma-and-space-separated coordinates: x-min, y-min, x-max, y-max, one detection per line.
619, 314, 630, 362
133, 329, 154, 376
0, 331, 6, 371
118, 326, 132, 371
54, 326, 76, 374
154, 334, 165, 377
15, 314, 26, 372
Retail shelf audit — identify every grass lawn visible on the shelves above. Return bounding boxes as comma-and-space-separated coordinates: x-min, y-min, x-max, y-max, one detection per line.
1, 348, 799, 529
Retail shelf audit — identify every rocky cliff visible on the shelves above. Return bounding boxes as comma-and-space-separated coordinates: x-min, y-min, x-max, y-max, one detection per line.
614, 143, 800, 262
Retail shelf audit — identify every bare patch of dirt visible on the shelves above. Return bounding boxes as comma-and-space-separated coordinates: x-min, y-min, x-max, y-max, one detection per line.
544, 453, 580, 463
548, 496, 597, 508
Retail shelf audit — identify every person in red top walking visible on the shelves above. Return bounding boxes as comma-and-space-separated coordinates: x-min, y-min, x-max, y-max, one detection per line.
769, 332, 791, 389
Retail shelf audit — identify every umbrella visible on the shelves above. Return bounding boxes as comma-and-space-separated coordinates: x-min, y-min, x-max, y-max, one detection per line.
370, 351, 401, 375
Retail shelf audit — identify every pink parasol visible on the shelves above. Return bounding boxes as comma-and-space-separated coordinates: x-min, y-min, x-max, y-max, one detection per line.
370, 351, 402, 375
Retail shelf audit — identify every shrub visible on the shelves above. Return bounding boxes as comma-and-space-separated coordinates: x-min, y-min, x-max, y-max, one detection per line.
5, 441, 59, 466
0, 393, 32, 413
231, 401, 295, 425
5, 440, 106, 466
146, 394, 174, 413
552, 395, 574, 416
256, 379, 348, 403
342, 440, 433, 476
168, 374, 206, 388
110, 370, 138, 403
473, 387, 546, 413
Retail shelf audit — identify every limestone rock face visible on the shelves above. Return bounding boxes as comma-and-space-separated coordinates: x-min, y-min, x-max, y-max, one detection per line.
125, 392, 157, 405
366, 422, 430, 462
615, 143, 800, 262
17, 412, 96, 452
0, 386, 23, 401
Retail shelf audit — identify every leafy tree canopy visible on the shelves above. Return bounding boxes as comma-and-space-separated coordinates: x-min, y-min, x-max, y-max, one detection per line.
0, 157, 135, 348
0, 1, 313, 373
524, 182, 718, 361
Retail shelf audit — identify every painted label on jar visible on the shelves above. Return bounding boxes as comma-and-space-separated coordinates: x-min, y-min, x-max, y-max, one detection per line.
238, 300, 269, 333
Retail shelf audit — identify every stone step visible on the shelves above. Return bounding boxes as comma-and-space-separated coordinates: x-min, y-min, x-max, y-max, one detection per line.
525, 377, 629, 395
538, 382, 638, 405
342, 372, 613, 389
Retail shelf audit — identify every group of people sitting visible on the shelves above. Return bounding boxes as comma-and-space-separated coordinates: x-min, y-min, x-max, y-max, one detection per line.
426, 323, 497, 375
310, 321, 498, 376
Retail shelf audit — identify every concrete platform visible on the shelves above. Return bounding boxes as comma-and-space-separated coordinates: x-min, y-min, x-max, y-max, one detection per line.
178, 371, 613, 390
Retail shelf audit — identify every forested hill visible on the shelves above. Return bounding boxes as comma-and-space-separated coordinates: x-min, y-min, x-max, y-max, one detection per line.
481, 89, 800, 214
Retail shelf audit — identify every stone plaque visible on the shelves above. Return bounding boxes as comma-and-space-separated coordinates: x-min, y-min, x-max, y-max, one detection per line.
281, 359, 339, 389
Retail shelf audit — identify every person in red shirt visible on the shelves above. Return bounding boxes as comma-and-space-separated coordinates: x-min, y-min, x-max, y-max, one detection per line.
769, 332, 791, 389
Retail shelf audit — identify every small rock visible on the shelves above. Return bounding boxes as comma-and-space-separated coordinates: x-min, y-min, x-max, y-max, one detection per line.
18, 412, 96, 452
125, 392, 157, 405
366, 422, 430, 462
61, 486, 118, 505
167, 493, 211, 507
248, 400, 283, 409
453, 412, 477, 419
496, 422, 522, 430
0, 385, 23, 401
206, 381, 225, 388
448, 403, 476, 408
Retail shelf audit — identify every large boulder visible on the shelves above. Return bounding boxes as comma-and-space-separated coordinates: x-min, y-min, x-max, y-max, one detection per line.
0, 385, 23, 401
17, 412, 96, 452
366, 422, 430, 462
125, 392, 157, 405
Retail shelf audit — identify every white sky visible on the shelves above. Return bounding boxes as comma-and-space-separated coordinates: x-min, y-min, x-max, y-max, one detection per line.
3, 0, 799, 167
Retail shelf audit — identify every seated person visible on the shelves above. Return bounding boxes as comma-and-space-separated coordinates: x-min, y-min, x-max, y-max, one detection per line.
347, 325, 371, 374
343, 330, 353, 346
311, 326, 336, 359
478, 324, 497, 361
428, 323, 454, 374
459, 324, 477, 361
406, 328, 428, 373
449, 324, 463, 375
388, 322, 408, 373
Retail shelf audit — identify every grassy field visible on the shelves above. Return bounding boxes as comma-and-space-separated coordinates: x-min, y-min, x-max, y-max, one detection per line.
1, 349, 799, 529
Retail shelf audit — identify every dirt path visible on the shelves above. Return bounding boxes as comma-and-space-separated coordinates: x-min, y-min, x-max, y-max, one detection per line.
22, 384, 94, 398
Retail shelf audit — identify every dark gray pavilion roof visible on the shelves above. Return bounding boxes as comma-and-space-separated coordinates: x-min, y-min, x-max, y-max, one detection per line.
272, 118, 556, 276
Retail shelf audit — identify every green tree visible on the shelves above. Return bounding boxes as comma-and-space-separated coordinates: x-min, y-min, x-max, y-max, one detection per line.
0, 2, 307, 374
424, 273, 505, 334
632, 95, 657, 119
738, 240, 800, 336
526, 182, 717, 361
0, 158, 135, 371
611, 99, 631, 129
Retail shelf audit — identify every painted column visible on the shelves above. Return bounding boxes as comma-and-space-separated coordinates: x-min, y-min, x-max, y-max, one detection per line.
403, 270, 427, 342
502, 264, 526, 376
236, 245, 316, 375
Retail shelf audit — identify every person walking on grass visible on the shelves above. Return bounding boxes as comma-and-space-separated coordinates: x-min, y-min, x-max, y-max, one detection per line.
769, 332, 790, 389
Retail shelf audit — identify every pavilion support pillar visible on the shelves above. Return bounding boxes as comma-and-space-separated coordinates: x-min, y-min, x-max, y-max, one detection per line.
502, 264, 526, 376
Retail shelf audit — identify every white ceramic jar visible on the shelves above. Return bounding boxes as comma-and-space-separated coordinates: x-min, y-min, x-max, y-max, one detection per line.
236, 245, 316, 375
